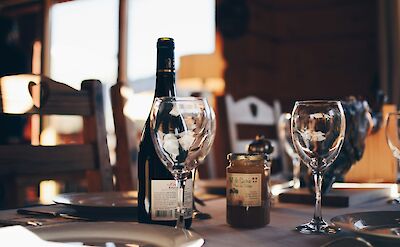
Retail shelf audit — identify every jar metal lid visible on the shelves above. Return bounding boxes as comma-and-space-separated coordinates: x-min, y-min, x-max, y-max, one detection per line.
227, 153, 266, 161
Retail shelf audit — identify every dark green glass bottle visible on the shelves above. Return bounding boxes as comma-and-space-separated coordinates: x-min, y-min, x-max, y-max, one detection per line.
137, 38, 192, 228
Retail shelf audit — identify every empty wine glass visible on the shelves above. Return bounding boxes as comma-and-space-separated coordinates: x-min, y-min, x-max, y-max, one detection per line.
278, 113, 301, 189
150, 97, 216, 228
385, 112, 400, 203
291, 100, 346, 234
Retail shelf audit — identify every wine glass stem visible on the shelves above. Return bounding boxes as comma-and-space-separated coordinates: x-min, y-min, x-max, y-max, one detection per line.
176, 178, 186, 229
292, 156, 301, 189
192, 168, 198, 212
313, 171, 323, 223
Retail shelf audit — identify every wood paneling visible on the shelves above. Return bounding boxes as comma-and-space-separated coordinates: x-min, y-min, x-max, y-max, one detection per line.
221, 0, 378, 110
249, 0, 376, 40
215, 0, 380, 176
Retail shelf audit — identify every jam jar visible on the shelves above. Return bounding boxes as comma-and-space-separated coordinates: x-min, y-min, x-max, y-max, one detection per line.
226, 153, 271, 228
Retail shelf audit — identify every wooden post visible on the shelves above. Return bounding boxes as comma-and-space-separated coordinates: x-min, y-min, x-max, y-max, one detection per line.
41, 0, 52, 77
117, 0, 129, 85
109, 0, 136, 190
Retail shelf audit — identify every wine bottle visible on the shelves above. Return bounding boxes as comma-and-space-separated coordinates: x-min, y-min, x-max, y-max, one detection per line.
137, 37, 193, 228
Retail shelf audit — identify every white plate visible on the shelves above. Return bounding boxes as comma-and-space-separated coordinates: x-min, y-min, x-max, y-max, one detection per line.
331, 211, 400, 241
53, 191, 138, 209
32, 222, 204, 247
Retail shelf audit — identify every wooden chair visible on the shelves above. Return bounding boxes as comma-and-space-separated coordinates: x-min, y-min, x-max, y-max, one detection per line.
225, 94, 281, 158
110, 83, 136, 190
0, 74, 114, 208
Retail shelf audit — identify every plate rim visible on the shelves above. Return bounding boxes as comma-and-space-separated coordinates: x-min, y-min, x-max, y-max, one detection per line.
331, 210, 400, 240
31, 221, 204, 247
53, 191, 138, 209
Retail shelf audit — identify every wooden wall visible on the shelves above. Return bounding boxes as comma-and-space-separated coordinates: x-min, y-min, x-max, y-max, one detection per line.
212, 0, 379, 177
219, 0, 378, 111
0, 2, 42, 76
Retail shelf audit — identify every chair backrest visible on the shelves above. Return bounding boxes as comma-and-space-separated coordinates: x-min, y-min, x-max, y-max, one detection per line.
225, 94, 281, 158
110, 83, 136, 190
0, 74, 113, 207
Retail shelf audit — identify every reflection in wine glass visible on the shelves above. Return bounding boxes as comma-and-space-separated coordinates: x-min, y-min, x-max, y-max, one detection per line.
291, 100, 345, 234
385, 112, 400, 203
150, 97, 216, 229
278, 113, 301, 189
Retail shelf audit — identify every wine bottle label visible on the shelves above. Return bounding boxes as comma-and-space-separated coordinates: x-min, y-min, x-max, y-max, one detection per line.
227, 173, 261, 207
151, 179, 193, 221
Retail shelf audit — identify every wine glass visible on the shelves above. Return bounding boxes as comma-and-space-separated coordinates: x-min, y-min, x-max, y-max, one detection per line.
150, 97, 216, 228
278, 113, 301, 189
385, 112, 400, 203
291, 100, 346, 234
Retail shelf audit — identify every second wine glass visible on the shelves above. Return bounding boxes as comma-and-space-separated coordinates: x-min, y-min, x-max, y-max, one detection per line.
278, 113, 301, 189
291, 100, 346, 234
385, 112, 400, 203
150, 97, 216, 229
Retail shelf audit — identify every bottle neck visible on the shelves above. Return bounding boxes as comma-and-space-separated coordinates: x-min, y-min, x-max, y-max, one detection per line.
154, 72, 176, 97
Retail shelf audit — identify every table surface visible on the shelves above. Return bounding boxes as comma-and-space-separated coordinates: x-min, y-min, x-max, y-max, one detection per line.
0, 194, 398, 247
195, 197, 397, 247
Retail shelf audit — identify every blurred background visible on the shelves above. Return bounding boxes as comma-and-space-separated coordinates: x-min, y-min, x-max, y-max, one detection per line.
0, 0, 398, 203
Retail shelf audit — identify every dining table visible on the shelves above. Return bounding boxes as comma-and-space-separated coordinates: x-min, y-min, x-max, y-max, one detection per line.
0, 189, 398, 247
195, 196, 398, 246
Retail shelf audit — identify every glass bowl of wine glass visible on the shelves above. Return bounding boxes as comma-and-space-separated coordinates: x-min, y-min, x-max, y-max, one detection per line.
149, 96, 216, 229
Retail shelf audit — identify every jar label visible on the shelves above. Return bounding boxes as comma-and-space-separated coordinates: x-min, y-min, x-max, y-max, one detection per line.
227, 173, 261, 207
151, 179, 193, 220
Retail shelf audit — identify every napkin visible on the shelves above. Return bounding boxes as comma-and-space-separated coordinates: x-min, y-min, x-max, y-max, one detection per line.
0, 225, 77, 246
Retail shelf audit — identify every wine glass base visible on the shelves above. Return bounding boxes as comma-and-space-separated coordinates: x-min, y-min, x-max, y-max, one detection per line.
192, 209, 212, 220
387, 197, 400, 204
296, 218, 340, 234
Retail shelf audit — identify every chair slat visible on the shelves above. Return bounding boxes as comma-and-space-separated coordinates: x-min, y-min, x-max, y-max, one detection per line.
0, 144, 96, 175
33, 77, 92, 116
39, 92, 92, 115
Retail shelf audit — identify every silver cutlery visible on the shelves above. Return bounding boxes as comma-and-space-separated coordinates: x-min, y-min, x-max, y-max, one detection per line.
0, 219, 43, 227
17, 208, 90, 221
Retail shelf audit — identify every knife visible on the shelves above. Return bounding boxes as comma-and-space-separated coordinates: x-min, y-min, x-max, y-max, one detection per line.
17, 208, 90, 221
0, 219, 43, 227
17, 208, 58, 217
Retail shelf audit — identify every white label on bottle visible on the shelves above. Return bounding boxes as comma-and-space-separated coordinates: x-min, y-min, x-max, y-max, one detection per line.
151, 179, 193, 221
227, 173, 261, 207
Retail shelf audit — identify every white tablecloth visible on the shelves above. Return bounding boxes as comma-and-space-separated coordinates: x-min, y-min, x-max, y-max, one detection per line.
0, 194, 397, 247
194, 197, 397, 247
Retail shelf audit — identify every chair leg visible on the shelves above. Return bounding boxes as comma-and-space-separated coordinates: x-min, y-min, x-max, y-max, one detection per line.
86, 170, 103, 192
1, 176, 18, 209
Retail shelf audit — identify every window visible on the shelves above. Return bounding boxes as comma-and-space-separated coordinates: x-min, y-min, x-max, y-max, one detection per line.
51, 0, 119, 89
49, 0, 119, 152
126, 0, 216, 124
49, 0, 215, 146
127, 0, 215, 89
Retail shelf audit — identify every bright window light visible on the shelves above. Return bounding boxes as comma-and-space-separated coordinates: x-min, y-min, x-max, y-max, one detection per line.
128, 0, 215, 87
49, 0, 215, 141
50, 0, 119, 89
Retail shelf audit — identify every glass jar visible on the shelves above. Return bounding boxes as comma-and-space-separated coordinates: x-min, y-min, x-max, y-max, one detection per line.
226, 153, 271, 228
